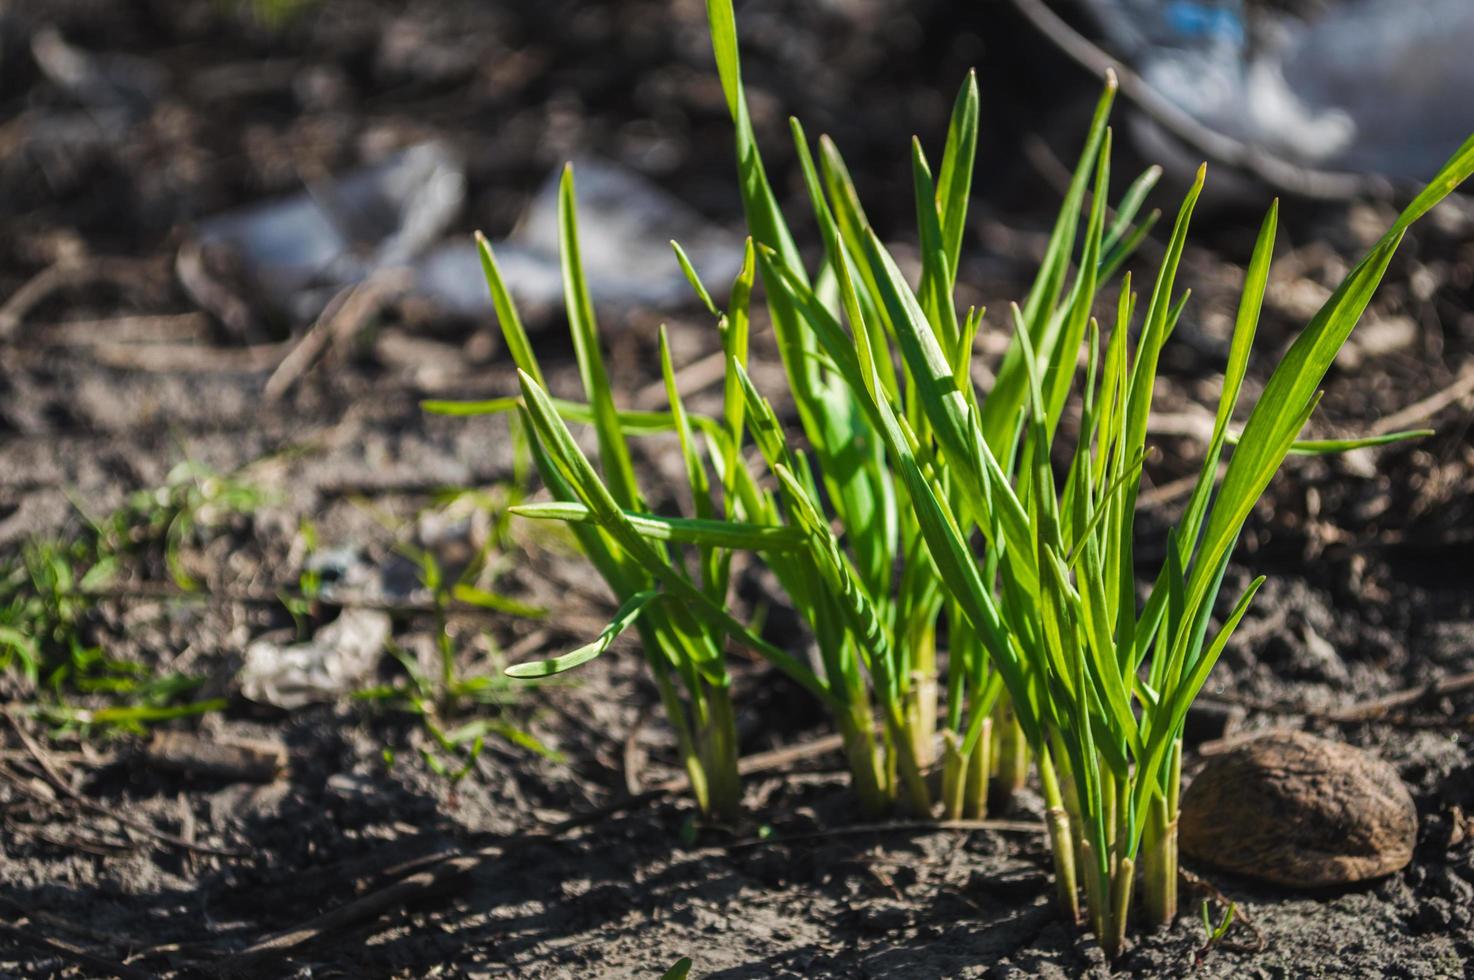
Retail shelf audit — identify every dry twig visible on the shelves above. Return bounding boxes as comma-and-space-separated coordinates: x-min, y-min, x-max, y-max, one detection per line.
3, 710, 246, 858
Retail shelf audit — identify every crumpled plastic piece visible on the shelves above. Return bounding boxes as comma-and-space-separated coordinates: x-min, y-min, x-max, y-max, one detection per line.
417, 158, 744, 315
1080, 0, 1474, 182
190, 141, 466, 324
186, 147, 742, 324
238, 608, 392, 710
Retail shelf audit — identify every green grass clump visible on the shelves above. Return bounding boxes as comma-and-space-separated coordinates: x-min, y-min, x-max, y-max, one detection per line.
0, 461, 266, 732
428, 183, 811, 822
430, 0, 1472, 952
694, 0, 1469, 951
349, 490, 561, 782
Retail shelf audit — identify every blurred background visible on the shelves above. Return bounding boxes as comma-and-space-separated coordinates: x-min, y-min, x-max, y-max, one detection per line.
4, 0, 1474, 367
4, 0, 1473, 335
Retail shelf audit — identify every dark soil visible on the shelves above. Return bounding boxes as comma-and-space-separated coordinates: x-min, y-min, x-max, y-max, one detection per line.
1, 1, 1472, 977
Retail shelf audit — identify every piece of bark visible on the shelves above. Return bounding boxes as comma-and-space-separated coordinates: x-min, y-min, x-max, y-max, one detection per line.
144, 731, 287, 783
1180, 731, 1416, 888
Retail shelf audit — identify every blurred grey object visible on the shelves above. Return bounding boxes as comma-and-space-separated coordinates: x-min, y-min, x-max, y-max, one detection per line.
420, 159, 743, 316
189, 142, 466, 324
14, 26, 166, 181
185, 147, 741, 326
31, 25, 167, 114
1080, 0, 1474, 182
239, 608, 392, 710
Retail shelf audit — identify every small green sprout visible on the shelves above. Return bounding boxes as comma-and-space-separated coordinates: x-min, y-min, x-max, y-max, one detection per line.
661, 956, 694, 980
1201, 897, 1236, 948
350, 493, 559, 781
1, 460, 265, 734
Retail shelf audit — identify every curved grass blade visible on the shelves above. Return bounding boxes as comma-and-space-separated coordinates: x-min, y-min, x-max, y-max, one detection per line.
475, 232, 545, 389
505, 590, 662, 678
510, 502, 809, 551
1284, 429, 1432, 455
560, 164, 643, 510
671, 241, 719, 317
936, 69, 979, 286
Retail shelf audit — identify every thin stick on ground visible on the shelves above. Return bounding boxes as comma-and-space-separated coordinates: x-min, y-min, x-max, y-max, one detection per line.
2, 710, 247, 859
1371, 362, 1474, 434
263, 272, 408, 403
0, 918, 155, 980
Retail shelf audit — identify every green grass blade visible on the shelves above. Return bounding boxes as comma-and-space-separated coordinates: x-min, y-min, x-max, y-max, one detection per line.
421, 397, 521, 417
912, 137, 962, 360
559, 164, 643, 510
511, 501, 809, 551
936, 70, 979, 287
1113, 164, 1206, 651
423, 397, 730, 452
671, 241, 719, 317
1173, 201, 1277, 571
0, 626, 39, 685
1101, 165, 1162, 258
475, 232, 545, 389
1283, 429, 1432, 455
1041, 128, 1112, 438
505, 590, 662, 678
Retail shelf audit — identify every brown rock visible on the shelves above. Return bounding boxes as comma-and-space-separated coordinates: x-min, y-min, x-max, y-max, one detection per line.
1180, 731, 1416, 888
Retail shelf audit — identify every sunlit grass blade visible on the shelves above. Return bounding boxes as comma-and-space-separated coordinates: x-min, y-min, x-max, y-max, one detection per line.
475, 231, 545, 388
505, 590, 662, 678
559, 164, 643, 510
510, 502, 809, 551
936, 69, 979, 286
671, 240, 720, 317
422, 396, 729, 447
1283, 429, 1433, 454
912, 137, 961, 361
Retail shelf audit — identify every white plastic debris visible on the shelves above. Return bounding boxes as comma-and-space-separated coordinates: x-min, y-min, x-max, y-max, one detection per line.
185, 147, 741, 324
189, 141, 466, 323
238, 608, 392, 709
411, 156, 745, 314
1081, 0, 1474, 182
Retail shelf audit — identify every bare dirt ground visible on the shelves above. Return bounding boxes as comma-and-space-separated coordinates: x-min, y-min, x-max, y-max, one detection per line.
1, 1, 1472, 976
